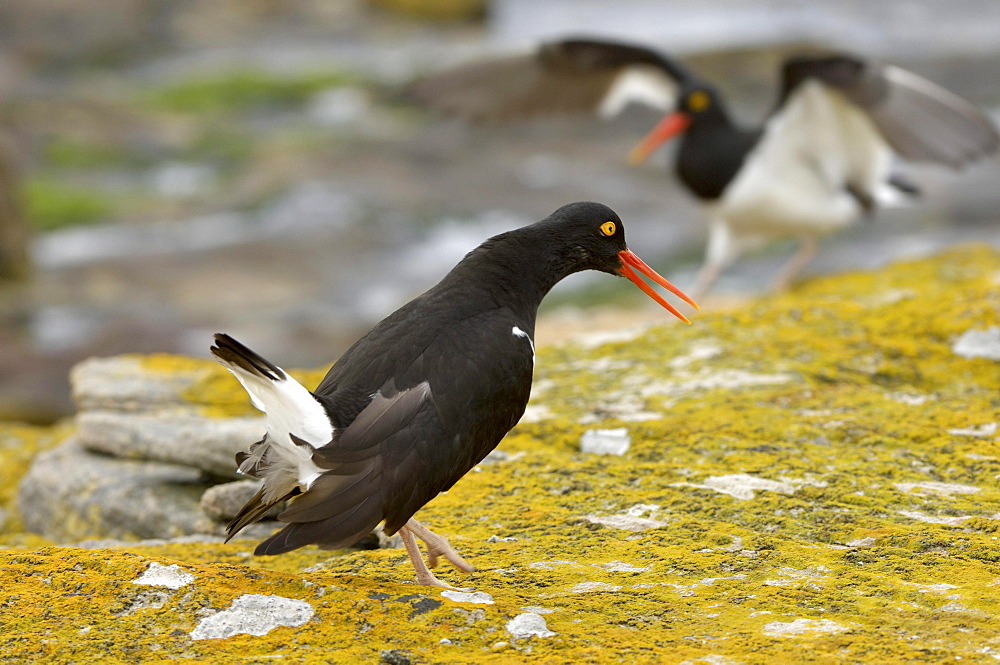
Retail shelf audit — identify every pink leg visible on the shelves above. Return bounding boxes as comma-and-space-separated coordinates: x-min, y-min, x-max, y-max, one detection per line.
405, 518, 475, 572
397, 523, 472, 590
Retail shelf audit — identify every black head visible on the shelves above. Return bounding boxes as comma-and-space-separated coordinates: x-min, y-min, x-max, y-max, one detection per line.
531, 202, 699, 323
536, 201, 628, 276
628, 80, 730, 164
675, 82, 725, 122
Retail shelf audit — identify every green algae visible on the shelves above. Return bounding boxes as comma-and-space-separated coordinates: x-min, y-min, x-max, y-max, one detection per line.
3, 246, 1000, 662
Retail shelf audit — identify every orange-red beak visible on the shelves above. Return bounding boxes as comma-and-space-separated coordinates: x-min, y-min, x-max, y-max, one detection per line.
617, 249, 699, 324
628, 112, 691, 165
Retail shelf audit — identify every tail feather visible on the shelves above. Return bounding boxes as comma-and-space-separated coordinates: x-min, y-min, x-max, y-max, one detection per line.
211, 333, 285, 381
211, 332, 337, 547
253, 495, 382, 555
225, 486, 300, 541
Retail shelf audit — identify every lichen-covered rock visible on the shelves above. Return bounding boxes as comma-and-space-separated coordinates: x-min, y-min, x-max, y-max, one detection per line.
17, 438, 208, 541
0, 422, 68, 540
200, 479, 271, 522
13, 353, 329, 543
70, 355, 221, 412
76, 410, 263, 478
2, 247, 1000, 662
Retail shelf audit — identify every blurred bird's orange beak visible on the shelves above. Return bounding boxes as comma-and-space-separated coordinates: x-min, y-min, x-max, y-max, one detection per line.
617, 249, 699, 324
628, 112, 691, 165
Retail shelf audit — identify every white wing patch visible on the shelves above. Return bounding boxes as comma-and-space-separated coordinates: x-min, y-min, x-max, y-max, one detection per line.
598, 65, 678, 119
719, 80, 892, 237
512, 326, 535, 363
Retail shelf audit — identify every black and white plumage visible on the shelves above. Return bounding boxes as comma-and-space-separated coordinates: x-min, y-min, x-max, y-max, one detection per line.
212, 201, 697, 588
410, 38, 1000, 296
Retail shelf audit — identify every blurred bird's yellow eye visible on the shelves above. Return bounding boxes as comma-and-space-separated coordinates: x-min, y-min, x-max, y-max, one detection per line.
600, 221, 616, 236
687, 90, 710, 112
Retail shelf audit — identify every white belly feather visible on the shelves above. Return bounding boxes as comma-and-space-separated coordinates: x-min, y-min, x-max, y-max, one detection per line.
719, 81, 894, 237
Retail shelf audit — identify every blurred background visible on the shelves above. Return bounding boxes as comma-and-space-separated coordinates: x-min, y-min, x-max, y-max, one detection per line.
0, 0, 998, 423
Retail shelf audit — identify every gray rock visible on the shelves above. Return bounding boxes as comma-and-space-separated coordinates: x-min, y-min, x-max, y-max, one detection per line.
77, 410, 262, 478
75, 534, 228, 549
200, 479, 271, 522
952, 326, 1000, 360
70, 356, 216, 412
17, 438, 210, 542
190, 594, 314, 640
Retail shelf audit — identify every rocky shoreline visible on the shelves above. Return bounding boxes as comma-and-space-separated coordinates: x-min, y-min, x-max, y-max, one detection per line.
3, 247, 1000, 662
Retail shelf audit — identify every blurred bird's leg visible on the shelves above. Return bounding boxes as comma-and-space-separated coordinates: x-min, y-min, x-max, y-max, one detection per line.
691, 218, 737, 300
691, 260, 722, 302
405, 518, 475, 572
397, 519, 475, 589
772, 235, 818, 292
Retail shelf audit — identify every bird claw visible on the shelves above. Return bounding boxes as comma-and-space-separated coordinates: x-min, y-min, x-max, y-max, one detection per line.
413, 571, 473, 591
406, 519, 475, 573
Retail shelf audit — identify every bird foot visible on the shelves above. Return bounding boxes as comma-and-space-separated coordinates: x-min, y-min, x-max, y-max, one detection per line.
404, 518, 475, 573
398, 520, 474, 589
412, 568, 473, 591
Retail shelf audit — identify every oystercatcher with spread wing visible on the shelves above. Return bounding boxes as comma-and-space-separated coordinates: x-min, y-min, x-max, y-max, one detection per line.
212, 201, 697, 588
410, 39, 999, 297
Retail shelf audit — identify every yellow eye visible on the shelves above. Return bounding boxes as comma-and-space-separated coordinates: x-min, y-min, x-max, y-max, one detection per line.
600, 221, 616, 236
687, 90, 710, 112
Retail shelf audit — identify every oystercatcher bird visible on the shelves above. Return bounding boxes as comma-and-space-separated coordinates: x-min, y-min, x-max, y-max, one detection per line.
410, 38, 1000, 296
212, 201, 697, 588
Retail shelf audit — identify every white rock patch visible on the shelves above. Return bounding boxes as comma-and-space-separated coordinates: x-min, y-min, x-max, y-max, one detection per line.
568, 581, 621, 593
573, 327, 646, 349
190, 594, 314, 640
897, 511, 971, 525
762, 618, 850, 638
952, 327, 1000, 360
669, 342, 723, 369
598, 561, 652, 573
132, 562, 194, 590
585, 503, 667, 531
441, 590, 495, 605
580, 428, 631, 455
909, 582, 959, 593
895, 481, 980, 497
679, 655, 741, 665
677, 474, 826, 500
506, 612, 556, 639
520, 404, 554, 423
642, 369, 793, 398
948, 423, 998, 437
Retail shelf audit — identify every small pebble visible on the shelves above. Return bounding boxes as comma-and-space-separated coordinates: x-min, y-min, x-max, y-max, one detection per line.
580, 428, 631, 456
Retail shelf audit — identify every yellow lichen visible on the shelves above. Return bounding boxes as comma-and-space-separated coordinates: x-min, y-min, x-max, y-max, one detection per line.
2, 246, 1000, 662
0, 422, 71, 541
136, 354, 331, 418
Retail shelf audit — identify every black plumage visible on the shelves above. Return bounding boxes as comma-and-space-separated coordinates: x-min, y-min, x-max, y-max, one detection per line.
212, 201, 697, 587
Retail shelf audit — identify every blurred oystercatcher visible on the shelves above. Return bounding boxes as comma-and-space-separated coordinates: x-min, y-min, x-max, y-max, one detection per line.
212, 201, 697, 588
410, 38, 999, 296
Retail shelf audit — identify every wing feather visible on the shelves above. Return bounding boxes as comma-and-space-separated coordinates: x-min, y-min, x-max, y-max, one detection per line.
779, 55, 999, 168
409, 38, 688, 122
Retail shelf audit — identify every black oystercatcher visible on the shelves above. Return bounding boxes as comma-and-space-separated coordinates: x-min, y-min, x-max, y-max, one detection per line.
410, 39, 999, 296
213, 201, 697, 588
